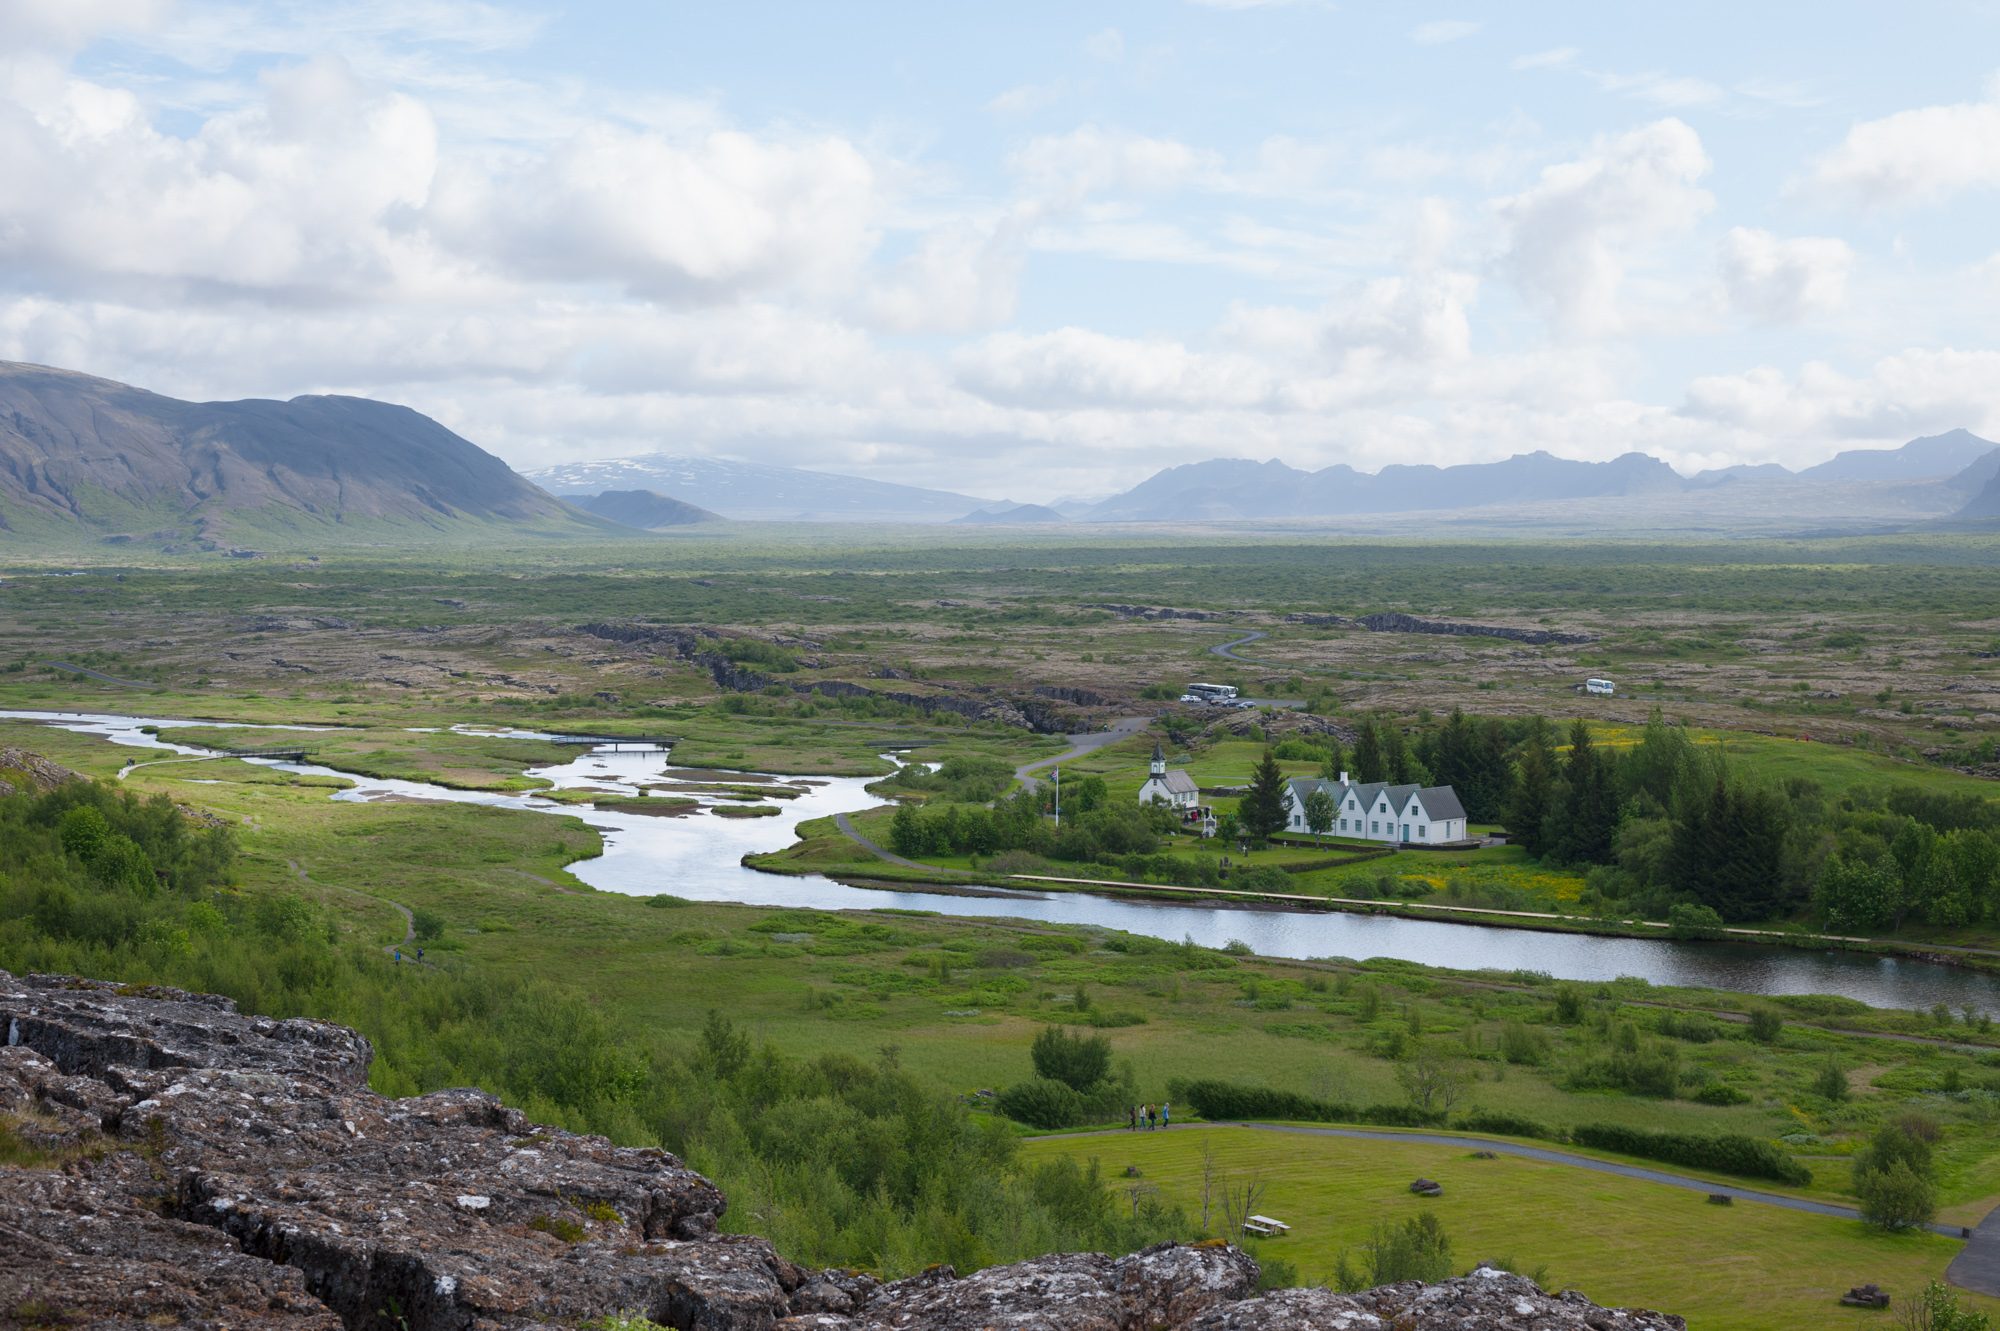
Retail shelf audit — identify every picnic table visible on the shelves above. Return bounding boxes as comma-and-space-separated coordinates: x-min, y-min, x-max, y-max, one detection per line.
1242, 1214, 1290, 1237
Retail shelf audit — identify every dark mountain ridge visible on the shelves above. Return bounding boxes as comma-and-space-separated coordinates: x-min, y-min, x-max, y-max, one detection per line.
0, 361, 595, 543
575, 489, 720, 528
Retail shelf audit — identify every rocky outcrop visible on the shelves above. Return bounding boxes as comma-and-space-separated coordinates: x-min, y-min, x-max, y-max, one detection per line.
1356, 613, 1597, 646
0, 745, 79, 796
1187, 1268, 1685, 1330
1084, 604, 1227, 622
1, 971, 1685, 1330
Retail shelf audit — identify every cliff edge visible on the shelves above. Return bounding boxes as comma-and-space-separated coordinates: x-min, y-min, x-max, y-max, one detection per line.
0, 969, 1685, 1330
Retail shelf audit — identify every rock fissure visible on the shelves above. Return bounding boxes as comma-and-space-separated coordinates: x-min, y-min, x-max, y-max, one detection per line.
2, 970, 1684, 1330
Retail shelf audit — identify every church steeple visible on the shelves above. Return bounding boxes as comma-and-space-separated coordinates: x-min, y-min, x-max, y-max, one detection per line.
1150, 742, 1166, 778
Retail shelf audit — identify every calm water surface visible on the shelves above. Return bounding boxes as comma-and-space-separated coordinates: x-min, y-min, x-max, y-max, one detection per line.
8, 708, 1998, 1016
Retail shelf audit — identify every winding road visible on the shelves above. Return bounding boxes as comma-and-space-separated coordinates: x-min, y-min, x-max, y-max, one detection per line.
1207, 631, 1270, 664
41, 660, 154, 689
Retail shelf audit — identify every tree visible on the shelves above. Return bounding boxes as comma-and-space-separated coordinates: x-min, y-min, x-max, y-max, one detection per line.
1394, 1046, 1471, 1115
1351, 720, 1386, 784
1316, 739, 1348, 782
1816, 854, 1902, 931
1335, 1213, 1452, 1291
1384, 725, 1417, 785
1667, 773, 1791, 922
1030, 1025, 1112, 1092
1853, 1119, 1938, 1230
1899, 1281, 1993, 1331
1239, 749, 1289, 844
1553, 720, 1619, 866
1303, 788, 1337, 839
1505, 721, 1559, 858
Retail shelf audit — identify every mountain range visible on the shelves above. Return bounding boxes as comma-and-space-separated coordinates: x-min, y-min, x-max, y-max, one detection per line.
525, 454, 985, 523
1075, 430, 2000, 524
0, 361, 600, 545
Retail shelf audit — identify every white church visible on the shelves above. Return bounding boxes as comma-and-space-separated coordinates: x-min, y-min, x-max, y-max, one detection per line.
1281, 773, 1468, 845
1138, 743, 1200, 810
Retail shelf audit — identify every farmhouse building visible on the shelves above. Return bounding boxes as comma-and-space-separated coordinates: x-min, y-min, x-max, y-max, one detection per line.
1138, 743, 1200, 811
1282, 773, 1468, 844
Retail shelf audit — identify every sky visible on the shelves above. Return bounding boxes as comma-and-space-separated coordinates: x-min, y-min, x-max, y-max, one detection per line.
4, 2, 2000, 501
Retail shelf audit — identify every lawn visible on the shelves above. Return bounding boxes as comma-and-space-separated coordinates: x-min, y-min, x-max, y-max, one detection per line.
1025, 1126, 1998, 1331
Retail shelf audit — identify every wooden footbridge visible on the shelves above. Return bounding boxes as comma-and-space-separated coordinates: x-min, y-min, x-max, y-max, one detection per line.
549, 734, 675, 751
217, 744, 313, 762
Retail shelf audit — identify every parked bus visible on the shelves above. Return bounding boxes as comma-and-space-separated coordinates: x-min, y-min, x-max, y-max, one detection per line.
1183, 682, 1239, 703
1584, 677, 1616, 696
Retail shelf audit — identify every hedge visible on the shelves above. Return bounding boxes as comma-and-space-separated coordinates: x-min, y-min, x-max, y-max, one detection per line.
1167, 1079, 1443, 1128
1571, 1122, 1811, 1186
1453, 1110, 1553, 1140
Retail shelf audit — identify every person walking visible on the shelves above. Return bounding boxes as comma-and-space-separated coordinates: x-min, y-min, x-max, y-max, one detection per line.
1127, 1104, 1138, 1131
1161, 1101, 1170, 1129
392, 948, 401, 964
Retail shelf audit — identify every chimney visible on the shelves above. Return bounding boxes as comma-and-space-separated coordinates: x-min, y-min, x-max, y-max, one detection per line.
1339, 770, 1349, 785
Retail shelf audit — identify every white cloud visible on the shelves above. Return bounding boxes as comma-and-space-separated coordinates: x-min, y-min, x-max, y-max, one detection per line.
0, 0, 165, 52
1588, 69, 1726, 109
1807, 85, 2000, 207
861, 211, 1035, 333
987, 82, 1063, 116
436, 123, 880, 301
1718, 227, 1852, 324
1512, 47, 1578, 71
1411, 20, 1481, 45
956, 328, 1279, 410
1494, 118, 1713, 336
1681, 349, 2000, 450
1008, 125, 1218, 202
1083, 27, 1125, 62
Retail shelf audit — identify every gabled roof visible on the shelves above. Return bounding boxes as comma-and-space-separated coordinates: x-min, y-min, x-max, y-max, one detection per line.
1295, 777, 1465, 824
1146, 769, 1199, 795
1413, 785, 1466, 821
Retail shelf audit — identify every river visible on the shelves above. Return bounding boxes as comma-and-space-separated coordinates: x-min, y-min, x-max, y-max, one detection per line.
6, 707, 1998, 1016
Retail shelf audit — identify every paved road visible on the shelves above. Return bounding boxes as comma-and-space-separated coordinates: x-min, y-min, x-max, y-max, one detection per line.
1948, 1204, 2000, 1296
1015, 716, 1150, 792
1207, 632, 1269, 664
1052, 1122, 1974, 1242
42, 660, 154, 689
832, 810, 974, 876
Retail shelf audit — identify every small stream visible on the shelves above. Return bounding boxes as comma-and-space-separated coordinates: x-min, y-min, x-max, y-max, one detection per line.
6, 708, 2000, 1016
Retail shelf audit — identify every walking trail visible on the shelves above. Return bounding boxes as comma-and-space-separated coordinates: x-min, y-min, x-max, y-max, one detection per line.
829, 717, 1149, 868
1050, 1122, 1988, 1254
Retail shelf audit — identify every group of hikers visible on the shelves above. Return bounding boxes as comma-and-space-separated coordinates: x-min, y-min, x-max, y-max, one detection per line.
1127, 1101, 1170, 1130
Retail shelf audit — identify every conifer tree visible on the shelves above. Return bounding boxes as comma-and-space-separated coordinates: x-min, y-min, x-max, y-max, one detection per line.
1240, 748, 1290, 844
1351, 720, 1386, 783
1505, 718, 1558, 857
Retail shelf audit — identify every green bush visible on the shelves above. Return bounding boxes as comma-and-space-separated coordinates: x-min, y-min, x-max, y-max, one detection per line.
1167, 1079, 1444, 1128
1031, 1025, 1112, 1092
1334, 1212, 1452, 1291
1454, 1110, 1553, 1140
1692, 1083, 1751, 1106
1570, 1123, 1811, 1186
997, 1077, 1087, 1130
1745, 1007, 1784, 1043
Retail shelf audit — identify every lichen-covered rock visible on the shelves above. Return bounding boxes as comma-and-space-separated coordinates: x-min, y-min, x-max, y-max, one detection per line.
1185, 1266, 1687, 1330
1, 971, 1689, 1331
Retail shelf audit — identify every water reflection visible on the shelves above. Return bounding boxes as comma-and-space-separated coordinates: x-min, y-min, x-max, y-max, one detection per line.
5, 709, 1997, 1016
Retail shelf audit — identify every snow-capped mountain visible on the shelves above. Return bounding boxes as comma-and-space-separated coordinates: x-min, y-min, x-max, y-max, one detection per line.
524, 455, 989, 523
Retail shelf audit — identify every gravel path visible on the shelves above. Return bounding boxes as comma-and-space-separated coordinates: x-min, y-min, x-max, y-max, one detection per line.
1048, 1121, 1973, 1242
42, 660, 154, 689
1015, 716, 1150, 792
831, 810, 973, 876
1206, 631, 1269, 664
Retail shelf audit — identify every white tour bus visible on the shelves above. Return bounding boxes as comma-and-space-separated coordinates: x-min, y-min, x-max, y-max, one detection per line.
1584, 677, 1616, 696
1183, 682, 1239, 703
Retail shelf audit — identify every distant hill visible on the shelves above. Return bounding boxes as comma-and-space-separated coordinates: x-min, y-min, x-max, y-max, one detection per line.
1797, 429, 1998, 483
1956, 471, 2000, 520
575, 489, 720, 529
1082, 432, 2000, 524
526, 454, 988, 523
951, 502, 1067, 525
1084, 450, 1681, 522
0, 361, 600, 545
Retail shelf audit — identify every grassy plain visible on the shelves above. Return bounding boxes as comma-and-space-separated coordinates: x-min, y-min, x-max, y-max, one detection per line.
5, 528, 2000, 1315
1025, 1127, 1998, 1331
